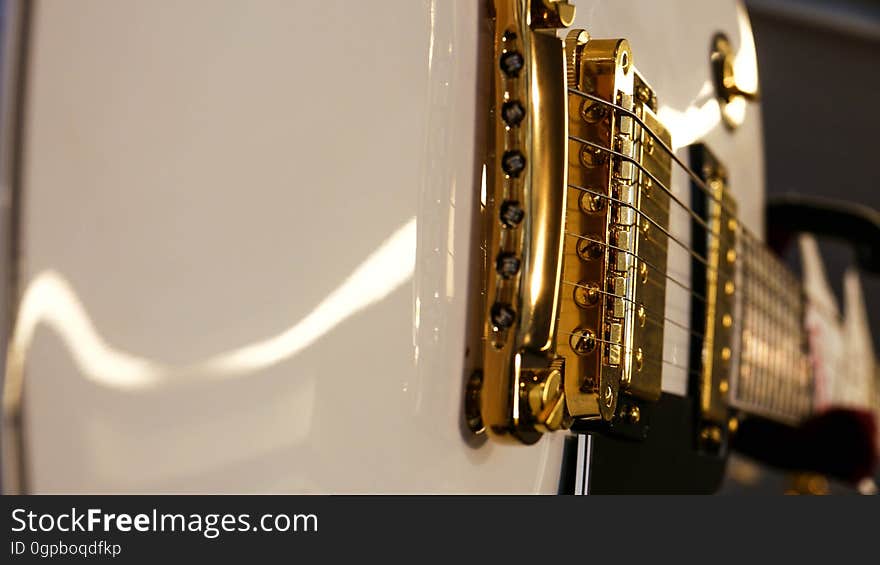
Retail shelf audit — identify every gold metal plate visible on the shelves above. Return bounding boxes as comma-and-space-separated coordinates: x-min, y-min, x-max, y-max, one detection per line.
472, 2, 674, 444
478, 0, 571, 443
561, 35, 671, 422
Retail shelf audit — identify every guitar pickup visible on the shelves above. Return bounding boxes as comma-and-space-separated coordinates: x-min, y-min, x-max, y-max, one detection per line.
560, 33, 672, 422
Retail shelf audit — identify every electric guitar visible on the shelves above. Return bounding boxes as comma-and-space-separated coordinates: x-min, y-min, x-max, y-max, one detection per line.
1, 0, 876, 493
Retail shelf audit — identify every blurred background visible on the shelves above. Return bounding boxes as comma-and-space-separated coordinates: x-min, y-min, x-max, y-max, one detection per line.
722, 0, 880, 494
748, 0, 880, 349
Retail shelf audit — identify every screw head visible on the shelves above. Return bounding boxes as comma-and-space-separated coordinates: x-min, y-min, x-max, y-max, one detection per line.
569, 327, 596, 356
726, 248, 737, 263
579, 145, 605, 168
501, 150, 526, 177
579, 99, 607, 123
573, 281, 600, 308
495, 252, 521, 279
576, 237, 603, 261
628, 405, 641, 423
501, 100, 526, 127
499, 51, 524, 77
499, 200, 525, 227
578, 191, 605, 214
490, 302, 516, 330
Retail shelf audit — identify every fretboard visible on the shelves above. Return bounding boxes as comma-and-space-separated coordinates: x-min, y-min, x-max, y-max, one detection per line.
730, 231, 813, 424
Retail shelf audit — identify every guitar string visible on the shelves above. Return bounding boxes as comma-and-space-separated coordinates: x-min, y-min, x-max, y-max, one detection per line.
563, 223, 812, 373
561, 279, 705, 340
566, 128, 812, 328
560, 265, 813, 402
567, 86, 808, 306
499, 92, 814, 388
560, 234, 810, 383
567, 173, 808, 321
563, 231, 707, 303
564, 209, 805, 325
567, 182, 710, 267
568, 134, 714, 235
568, 86, 749, 234
558, 330, 696, 376
566, 86, 826, 354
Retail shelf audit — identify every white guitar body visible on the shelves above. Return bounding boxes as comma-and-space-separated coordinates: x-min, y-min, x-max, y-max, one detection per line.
4, 0, 771, 493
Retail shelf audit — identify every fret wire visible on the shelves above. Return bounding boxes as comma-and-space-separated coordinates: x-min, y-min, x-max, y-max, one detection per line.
567, 183, 710, 267
736, 253, 814, 422
743, 279, 802, 319
741, 291, 804, 346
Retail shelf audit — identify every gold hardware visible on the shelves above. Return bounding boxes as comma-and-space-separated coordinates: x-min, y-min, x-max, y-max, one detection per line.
476, 0, 571, 443
475, 3, 674, 443
580, 99, 607, 123
524, 359, 571, 432
560, 30, 671, 423
570, 327, 597, 355
724, 280, 735, 295
536, 0, 576, 28
728, 416, 739, 434
711, 33, 759, 130
628, 405, 641, 423
576, 237, 603, 261
578, 191, 605, 214
579, 144, 605, 168
700, 425, 723, 445
573, 281, 600, 308
694, 146, 739, 445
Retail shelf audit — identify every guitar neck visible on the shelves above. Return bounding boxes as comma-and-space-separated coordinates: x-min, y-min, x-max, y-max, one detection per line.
729, 230, 814, 424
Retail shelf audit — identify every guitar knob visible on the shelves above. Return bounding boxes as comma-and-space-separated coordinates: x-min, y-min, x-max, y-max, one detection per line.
525, 359, 570, 432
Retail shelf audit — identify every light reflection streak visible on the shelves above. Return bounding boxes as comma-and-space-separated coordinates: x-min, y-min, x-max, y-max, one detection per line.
658, 5, 760, 149
658, 80, 721, 150
5, 218, 417, 391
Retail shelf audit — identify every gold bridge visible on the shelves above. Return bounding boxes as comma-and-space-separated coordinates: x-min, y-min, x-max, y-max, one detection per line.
470, 0, 737, 445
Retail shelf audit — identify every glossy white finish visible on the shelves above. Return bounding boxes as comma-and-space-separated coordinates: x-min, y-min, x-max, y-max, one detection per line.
9, 0, 763, 492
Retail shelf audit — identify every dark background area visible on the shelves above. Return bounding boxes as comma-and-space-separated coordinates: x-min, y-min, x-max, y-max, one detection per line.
719, 0, 880, 494
747, 0, 880, 348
